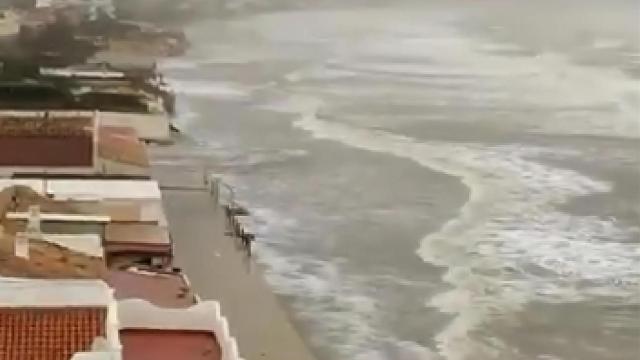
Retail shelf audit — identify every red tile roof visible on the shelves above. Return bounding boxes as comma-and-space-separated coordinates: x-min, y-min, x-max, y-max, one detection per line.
0, 307, 106, 360
0, 137, 94, 167
0, 115, 93, 137
121, 329, 221, 360
0, 115, 94, 168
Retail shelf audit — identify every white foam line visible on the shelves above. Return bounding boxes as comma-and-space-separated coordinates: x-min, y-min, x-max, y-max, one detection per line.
345, 29, 640, 138
242, 202, 406, 360
166, 79, 250, 100
256, 244, 384, 359
284, 64, 358, 83
292, 109, 640, 360
159, 58, 200, 70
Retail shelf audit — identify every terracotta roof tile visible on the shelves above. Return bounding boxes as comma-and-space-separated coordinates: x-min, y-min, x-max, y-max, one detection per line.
0, 115, 93, 137
0, 307, 106, 360
0, 115, 95, 168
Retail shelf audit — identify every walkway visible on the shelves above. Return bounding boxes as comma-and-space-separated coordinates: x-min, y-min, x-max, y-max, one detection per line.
153, 157, 317, 360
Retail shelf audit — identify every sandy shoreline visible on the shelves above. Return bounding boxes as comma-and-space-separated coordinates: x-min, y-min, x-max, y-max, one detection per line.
150, 145, 317, 360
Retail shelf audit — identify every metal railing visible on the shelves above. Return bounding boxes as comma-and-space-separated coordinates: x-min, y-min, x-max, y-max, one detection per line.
207, 174, 235, 208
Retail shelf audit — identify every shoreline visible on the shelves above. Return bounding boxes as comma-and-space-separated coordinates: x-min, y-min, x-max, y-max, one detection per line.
149, 141, 318, 360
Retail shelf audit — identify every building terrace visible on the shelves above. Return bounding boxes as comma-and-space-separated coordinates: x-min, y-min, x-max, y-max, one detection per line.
0, 111, 151, 177
0, 80, 172, 142
0, 277, 120, 360
0, 58, 243, 358
0, 188, 238, 360
0, 180, 171, 269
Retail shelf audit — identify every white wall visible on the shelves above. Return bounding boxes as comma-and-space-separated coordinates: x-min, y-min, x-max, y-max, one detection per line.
0, 277, 111, 306
0, 179, 44, 194
46, 180, 162, 201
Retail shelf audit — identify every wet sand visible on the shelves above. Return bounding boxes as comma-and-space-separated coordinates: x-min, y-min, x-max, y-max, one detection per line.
151, 150, 317, 360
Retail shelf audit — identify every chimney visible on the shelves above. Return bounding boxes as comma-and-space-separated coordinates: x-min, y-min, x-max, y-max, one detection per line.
26, 205, 41, 236
14, 205, 42, 259
15, 233, 28, 259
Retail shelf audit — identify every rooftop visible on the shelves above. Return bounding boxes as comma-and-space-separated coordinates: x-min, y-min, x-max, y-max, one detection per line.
107, 268, 196, 308
42, 62, 154, 80
0, 179, 44, 194
0, 238, 106, 279
98, 126, 149, 168
0, 277, 117, 360
1, 184, 143, 220
0, 307, 107, 360
117, 300, 227, 360
0, 184, 168, 268
0, 277, 112, 307
0, 186, 108, 278
105, 223, 170, 246
0, 178, 161, 203
0, 83, 74, 110
38, 233, 103, 258
0, 112, 94, 137
0, 81, 161, 114
46, 179, 162, 201
0, 112, 95, 169
27, 199, 163, 224
121, 329, 221, 360
40, 67, 126, 79
104, 223, 172, 261
0, 184, 98, 219
0, 112, 149, 177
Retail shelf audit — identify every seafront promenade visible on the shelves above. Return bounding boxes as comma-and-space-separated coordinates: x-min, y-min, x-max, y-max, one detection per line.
153, 151, 317, 360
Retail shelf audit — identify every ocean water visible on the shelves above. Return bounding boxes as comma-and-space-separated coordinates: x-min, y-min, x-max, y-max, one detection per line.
161, 1, 640, 359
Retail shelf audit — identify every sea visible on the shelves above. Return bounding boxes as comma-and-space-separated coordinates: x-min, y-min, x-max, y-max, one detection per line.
160, 1, 640, 359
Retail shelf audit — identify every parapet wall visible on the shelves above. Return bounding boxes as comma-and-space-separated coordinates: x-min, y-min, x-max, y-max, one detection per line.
117, 299, 244, 360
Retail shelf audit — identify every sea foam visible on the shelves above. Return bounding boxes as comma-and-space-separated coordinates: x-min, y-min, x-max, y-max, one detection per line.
167, 78, 251, 100
292, 111, 640, 360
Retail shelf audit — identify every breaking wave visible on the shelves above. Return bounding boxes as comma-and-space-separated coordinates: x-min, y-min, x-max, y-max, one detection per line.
223, 148, 309, 168
292, 110, 640, 360
247, 204, 441, 360
167, 5, 640, 359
